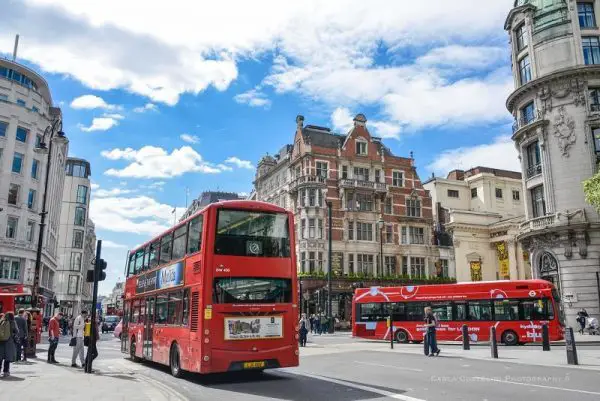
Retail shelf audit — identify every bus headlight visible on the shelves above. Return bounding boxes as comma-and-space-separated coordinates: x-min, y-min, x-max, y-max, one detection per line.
204, 338, 210, 343
203, 355, 210, 362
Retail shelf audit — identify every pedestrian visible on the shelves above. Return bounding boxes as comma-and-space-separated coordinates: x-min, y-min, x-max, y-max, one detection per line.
15, 309, 28, 362
308, 314, 314, 334
0, 312, 19, 377
298, 313, 309, 347
313, 314, 321, 335
71, 310, 87, 368
424, 307, 441, 357
84, 319, 100, 369
48, 312, 63, 364
320, 314, 327, 335
577, 308, 589, 334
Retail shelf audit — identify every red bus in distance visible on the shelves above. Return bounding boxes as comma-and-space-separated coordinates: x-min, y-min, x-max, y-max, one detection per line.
352, 280, 564, 345
122, 200, 299, 377
0, 285, 43, 344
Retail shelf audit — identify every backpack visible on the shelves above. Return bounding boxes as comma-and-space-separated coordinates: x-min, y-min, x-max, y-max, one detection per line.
0, 319, 11, 342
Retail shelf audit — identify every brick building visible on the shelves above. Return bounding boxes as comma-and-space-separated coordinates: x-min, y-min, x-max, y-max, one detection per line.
254, 114, 454, 322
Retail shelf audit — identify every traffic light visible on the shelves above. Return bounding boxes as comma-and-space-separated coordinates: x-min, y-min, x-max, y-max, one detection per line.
86, 269, 95, 283
96, 258, 107, 281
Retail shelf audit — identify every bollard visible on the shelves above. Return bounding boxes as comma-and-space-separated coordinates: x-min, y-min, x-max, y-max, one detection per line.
389, 316, 394, 349
462, 324, 470, 350
490, 326, 498, 359
542, 323, 550, 351
565, 326, 579, 365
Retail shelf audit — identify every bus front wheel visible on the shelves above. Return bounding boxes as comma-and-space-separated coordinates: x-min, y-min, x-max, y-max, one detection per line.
170, 343, 183, 378
395, 330, 409, 343
502, 330, 519, 346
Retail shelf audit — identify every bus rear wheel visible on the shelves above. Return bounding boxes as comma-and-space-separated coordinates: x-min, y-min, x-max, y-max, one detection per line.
395, 329, 409, 343
502, 330, 519, 346
170, 343, 183, 378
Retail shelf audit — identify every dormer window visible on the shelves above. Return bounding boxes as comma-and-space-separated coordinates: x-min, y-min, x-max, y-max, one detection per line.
356, 141, 367, 155
516, 24, 528, 52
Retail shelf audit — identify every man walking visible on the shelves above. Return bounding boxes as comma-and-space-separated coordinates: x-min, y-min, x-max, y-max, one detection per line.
71, 310, 87, 368
14, 310, 28, 362
48, 312, 62, 363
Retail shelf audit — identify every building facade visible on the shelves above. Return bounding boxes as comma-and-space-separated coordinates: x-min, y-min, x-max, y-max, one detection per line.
424, 167, 532, 283
506, 0, 600, 325
254, 114, 454, 322
179, 191, 243, 222
55, 158, 95, 317
0, 58, 68, 317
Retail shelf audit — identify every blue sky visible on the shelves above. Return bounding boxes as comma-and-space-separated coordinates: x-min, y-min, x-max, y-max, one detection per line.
2, 0, 519, 294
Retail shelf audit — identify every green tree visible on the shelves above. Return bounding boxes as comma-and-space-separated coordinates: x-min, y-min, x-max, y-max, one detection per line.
583, 172, 600, 211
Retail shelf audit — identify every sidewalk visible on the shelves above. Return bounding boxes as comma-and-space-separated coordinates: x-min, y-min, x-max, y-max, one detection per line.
2, 358, 183, 401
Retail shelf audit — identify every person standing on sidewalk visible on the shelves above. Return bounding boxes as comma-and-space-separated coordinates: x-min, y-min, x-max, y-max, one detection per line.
424, 307, 441, 357
0, 312, 19, 377
71, 311, 87, 368
319, 314, 327, 335
298, 313, 309, 347
48, 312, 63, 363
85, 319, 100, 367
15, 309, 28, 362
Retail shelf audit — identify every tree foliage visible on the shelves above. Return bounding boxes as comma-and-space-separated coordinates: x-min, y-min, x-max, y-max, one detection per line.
583, 172, 600, 212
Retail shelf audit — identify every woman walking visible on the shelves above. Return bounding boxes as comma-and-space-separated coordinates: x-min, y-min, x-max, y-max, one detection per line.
298, 313, 309, 347
0, 312, 19, 377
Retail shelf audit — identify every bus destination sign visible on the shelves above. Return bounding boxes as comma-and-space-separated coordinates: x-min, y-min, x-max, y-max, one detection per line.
136, 261, 184, 294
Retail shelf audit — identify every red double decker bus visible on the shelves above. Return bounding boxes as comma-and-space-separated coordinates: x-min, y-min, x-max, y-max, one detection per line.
122, 200, 299, 377
352, 280, 564, 345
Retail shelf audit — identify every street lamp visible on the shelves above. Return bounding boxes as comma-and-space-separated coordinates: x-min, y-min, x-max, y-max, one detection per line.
326, 201, 333, 333
31, 116, 67, 311
378, 215, 385, 278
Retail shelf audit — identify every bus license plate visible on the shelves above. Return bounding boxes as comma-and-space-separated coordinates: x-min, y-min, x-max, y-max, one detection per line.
243, 361, 265, 369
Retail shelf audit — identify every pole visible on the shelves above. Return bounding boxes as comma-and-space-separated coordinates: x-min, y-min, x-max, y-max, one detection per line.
596, 271, 600, 316
32, 139, 53, 310
379, 222, 384, 277
389, 313, 394, 349
299, 280, 303, 316
462, 324, 470, 350
327, 201, 333, 333
490, 326, 498, 358
542, 323, 550, 351
85, 240, 102, 374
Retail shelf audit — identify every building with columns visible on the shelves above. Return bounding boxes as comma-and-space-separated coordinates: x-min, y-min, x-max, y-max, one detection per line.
424, 167, 531, 283
505, 0, 600, 325
254, 114, 455, 321
0, 58, 68, 317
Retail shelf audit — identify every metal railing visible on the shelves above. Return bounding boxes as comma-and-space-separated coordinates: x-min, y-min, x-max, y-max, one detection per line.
512, 109, 543, 133
526, 163, 542, 178
339, 179, 388, 191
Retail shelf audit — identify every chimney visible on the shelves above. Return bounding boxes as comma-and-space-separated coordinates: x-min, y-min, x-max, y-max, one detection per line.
353, 113, 367, 127
12, 35, 19, 61
296, 115, 304, 129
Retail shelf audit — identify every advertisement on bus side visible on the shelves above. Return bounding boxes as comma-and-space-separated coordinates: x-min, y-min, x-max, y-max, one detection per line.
224, 316, 283, 340
135, 261, 184, 294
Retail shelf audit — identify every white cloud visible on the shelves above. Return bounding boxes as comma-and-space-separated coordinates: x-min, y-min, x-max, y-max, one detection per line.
101, 145, 224, 178
0, 0, 509, 113
427, 135, 520, 175
101, 240, 128, 249
133, 103, 158, 113
238, 192, 249, 198
102, 113, 125, 120
94, 187, 135, 197
331, 107, 401, 139
180, 134, 200, 144
90, 195, 182, 235
70, 94, 120, 110
78, 116, 121, 132
90, 182, 100, 190
416, 45, 507, 69
217, 163, 234, 172
224, 156, 254, 170
234, 88, 271, 108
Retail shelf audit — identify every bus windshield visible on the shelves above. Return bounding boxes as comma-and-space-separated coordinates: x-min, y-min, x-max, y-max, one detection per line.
215, 210, 290, 257
213, 277, 292, 304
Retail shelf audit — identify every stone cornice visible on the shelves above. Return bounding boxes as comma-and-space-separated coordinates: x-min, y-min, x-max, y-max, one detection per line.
504, 4, 536, 31
506, 66, 600, 112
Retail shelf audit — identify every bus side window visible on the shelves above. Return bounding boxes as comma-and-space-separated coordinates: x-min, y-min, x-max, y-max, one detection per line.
156, 294, 168, 324
149, 241, 160, 269
172, 226, 187, 261
546, 299, 555, 320
454, 302, 467, 321
182, 289, 190, 326
521, 300, 546, 320
187, 216, 202, 254
390, 302, 406, 321
405, 302, 425, 321
128, 254, 136, 276
135, 249, 144, 274
467, 301, 493, 321
142, 245, 151, 271
431, 302, 452, 321
160, 234, 173, 265
494, 300, 519, 321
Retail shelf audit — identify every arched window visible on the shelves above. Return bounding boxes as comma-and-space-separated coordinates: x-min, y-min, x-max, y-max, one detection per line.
539, 252, 560, 293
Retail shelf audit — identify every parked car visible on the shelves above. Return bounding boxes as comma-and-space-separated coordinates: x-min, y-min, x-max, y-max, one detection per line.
114, 319, 123, 339
102, 315, 120, 333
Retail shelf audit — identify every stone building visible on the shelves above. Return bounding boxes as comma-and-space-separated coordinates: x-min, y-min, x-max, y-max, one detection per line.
0, 58, 68, 317
254, 114, 454, 321
179, 191, 243, 222
55, 158, 96, 317
424, 167, 531, 283
505, 0, 600, 325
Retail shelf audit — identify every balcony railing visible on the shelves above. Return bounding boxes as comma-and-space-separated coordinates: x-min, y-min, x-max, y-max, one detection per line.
591, 103, 600, 112
519, 214, 555, 232
526, 163, 542, 178
338, 178, 388, 192
289, 175, 326, 192
512, 110, 543, 133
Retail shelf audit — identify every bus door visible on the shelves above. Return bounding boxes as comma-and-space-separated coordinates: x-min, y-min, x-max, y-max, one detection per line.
144, 297, 155, 360
121, 302, 130, 353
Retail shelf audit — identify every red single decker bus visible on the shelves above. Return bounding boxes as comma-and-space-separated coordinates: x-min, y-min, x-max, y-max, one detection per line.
353, 280, 564, 345
122, 200, 299, 377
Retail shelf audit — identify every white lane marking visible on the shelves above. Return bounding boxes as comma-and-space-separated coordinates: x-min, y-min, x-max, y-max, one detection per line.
288, 371, 426, 401
472, 377, 600, 396
138, 374, 189, 401
354, 361, 424, 372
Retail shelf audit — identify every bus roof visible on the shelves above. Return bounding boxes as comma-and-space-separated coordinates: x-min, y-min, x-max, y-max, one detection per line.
128, 200, 289, 255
